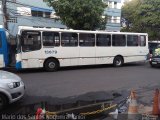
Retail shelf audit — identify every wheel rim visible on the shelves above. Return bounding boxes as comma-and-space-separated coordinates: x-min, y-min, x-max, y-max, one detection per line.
116, 59, 121, 66
48, 62, 55, 69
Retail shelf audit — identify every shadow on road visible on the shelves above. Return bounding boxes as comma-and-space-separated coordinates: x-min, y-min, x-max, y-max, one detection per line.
5, 62, 148, 74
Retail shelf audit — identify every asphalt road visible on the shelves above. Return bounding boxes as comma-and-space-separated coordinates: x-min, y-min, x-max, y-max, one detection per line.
3, 62, 160, 116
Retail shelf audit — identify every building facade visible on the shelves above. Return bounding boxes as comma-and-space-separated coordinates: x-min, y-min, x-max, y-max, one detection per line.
103, 0, 122, 31
0, 0, 122, 35
0, 0, 66, 35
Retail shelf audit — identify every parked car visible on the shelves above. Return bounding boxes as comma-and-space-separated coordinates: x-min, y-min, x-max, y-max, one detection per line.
150, 56, 160, 67
0, 70, 25, 110
149, 47, 160, 67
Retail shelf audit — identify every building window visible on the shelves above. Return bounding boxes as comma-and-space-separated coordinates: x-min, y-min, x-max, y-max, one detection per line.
44, 12, 51, 18
108, 1, 112, 8
114, 2, 117, 9
7, 17, 17, 23
107, 16, 112, 23
113, 16, 117, 23
112, 35, 126, 46
31, 10, 43, 17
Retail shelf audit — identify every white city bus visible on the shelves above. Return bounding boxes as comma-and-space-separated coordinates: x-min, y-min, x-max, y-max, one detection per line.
15, 26, 149, 71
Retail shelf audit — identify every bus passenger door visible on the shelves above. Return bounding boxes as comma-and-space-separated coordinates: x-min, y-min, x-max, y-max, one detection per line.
60, 32, 79, 66
96, 34, 112, 64
79, 33, 96, 65
20, 31, 42, 68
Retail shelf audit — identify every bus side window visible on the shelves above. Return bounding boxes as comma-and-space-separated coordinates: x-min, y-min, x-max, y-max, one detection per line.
43, 32, 60, 47
61, 33, 78, 47
112, 34, 126, 46
139, 36, 146, 46
79, 33, 95, 47
127, 35, 138, 46
96, 34, 111, 46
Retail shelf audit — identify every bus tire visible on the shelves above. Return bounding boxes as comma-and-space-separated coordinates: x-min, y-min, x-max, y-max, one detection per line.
44, 59, 59, 72
113, 56, 124, 67
0, 93, 8, 110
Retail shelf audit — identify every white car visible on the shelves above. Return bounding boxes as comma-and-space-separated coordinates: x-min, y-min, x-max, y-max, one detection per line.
0, 70, 25, 110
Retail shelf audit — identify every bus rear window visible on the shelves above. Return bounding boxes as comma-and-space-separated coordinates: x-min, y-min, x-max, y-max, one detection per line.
139, 36, 146, 46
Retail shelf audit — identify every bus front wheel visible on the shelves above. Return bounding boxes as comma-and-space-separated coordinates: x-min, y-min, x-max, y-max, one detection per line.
44, 59, 59, 72
113, 56, 123, 67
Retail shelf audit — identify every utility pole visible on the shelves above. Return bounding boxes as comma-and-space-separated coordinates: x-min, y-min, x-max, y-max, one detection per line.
2, 0, 8, 29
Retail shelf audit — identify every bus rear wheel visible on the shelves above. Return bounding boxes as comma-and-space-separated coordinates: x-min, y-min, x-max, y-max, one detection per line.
44, 59, 59, 72
113, 56, 123, 67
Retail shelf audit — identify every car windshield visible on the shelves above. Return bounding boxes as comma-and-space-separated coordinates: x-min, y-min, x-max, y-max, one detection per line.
152, 47, 160, 57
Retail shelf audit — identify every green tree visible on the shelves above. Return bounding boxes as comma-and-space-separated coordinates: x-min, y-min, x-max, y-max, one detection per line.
44, 0, 107, 30
121, 0, 160, 40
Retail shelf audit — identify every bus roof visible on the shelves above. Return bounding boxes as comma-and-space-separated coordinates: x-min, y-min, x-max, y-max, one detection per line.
18, 26, 148, 35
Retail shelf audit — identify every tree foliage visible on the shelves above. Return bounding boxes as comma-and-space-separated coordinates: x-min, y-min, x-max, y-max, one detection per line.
121, 0, 160, 40
43, 0, 107, 30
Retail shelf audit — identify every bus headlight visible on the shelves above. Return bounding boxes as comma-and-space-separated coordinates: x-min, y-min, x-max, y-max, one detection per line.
8, 82, 20, 89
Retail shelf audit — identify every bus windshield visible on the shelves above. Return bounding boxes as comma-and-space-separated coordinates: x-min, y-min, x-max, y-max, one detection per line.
21, 31, 41, 52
